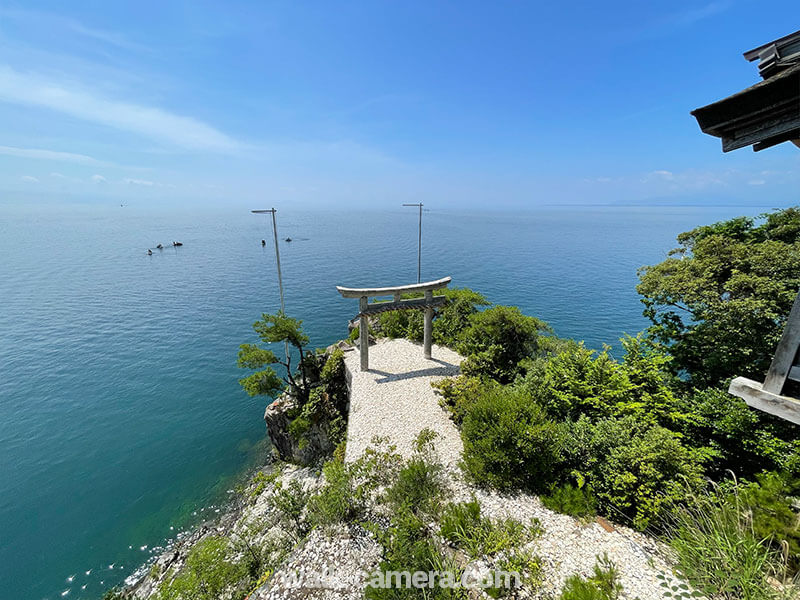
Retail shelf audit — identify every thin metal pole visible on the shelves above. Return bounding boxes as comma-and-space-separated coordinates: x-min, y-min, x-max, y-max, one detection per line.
403, 203, 423, 283
252, 208, 289, 362
417, 204, 422, 284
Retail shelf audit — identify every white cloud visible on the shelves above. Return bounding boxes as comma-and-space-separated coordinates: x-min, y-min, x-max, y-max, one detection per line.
0, 144, 105, 165
49, 172, 66, 178
0, 66, 240, 151
649, 170, 675, 180
20, 175, 39, 182
91, 174, 107, 183
748, 179, 766, 186
671, 2, 730, 26
123, 177, 154, 186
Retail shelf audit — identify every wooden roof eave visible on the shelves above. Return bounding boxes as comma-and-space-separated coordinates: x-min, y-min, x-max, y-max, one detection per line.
691, 63, 800, 151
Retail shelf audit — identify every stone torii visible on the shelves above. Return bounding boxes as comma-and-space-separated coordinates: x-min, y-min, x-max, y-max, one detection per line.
336, 277, 451, 371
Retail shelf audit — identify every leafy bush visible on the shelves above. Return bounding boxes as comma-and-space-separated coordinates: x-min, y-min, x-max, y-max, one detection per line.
379, 305, 424, 341
440, 499, 532, 558
460, 386, 566, 492
459, 306, 552, 383
365, 508, 466, 600
433, 287, 490, 346
432, 375, 499, 426
678, 387, 800, 480
579, 416, 706, 530
558, 555, 622, 600
377, 287, 489, 348
520, 336, 687, 429
269, 479, 310, 542
320, 347, 348, 411
385, 429, 448, 518
157, 536, 248, 600
540, 483, 597, 518
307, 458, 366, 528
668, 484, 783, 600
365, 431, 465, 600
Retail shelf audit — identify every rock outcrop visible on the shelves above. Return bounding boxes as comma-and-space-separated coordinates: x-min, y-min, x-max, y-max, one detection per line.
264, 394, 338, 465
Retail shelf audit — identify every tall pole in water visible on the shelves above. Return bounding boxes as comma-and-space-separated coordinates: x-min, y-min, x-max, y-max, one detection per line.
403, 203, 423, 283
251, 208, 289, 362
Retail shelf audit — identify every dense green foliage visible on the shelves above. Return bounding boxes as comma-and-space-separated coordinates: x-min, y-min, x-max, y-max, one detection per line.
740, 472, 800, 573
377, 287, 489, 347
459, 305, 552, 383
285, 348, 349, 452
637, 207, 800, 388
364, 432, 541, 599
460, 385, 566, 492
569, 416, 706, 530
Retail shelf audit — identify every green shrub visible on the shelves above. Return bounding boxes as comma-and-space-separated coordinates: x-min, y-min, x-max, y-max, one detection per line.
668, 485, 783, 600
679, 387, 800, 480
582, 416, 707, 530
433, 287, 490, 346
157, 536, 248, 600
460, 386, 566, 492
440, 499, 531, 558
520, 336, 687, 429
541, 483, 597, 518
307, 456, 380, 528
492, 550, 543, 597
376, 287, 489, 348
379, 307, 424, 341
458, 306, 552, 383
637, 207, 800, 388
320, 347, 348, 410
270, 479, 310, 542
558, 555, 622, 600
365, 508, 466, 600
385, 429, 448, 518
432, 375, 499, 425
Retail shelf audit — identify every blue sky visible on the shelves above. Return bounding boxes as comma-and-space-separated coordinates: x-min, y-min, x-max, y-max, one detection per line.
0, 1, 797, 208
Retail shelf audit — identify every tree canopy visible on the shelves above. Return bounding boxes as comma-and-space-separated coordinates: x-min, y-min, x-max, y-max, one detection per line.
637, 207, 800, 388
237, 312, 311, 403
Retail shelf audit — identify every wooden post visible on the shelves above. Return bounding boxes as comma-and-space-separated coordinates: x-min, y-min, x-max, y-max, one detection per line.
359, 296, 369, 371
763, 289, 800, 394
423, 289, 433, 359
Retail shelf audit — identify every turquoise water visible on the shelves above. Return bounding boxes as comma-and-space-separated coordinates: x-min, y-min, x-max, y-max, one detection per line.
0, 203, 786, 599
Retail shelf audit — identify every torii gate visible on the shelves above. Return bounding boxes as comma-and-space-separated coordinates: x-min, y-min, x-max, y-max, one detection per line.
336, 277, 451, 371
730, 290, 800, 425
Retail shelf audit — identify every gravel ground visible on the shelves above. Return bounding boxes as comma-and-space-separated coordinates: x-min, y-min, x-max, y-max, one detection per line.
344, 338, 464, 470
344, 338, 686, 600
252, 523, 382, 600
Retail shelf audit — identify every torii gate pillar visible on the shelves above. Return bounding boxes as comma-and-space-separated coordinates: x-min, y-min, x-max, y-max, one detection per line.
336, 277, 452, 371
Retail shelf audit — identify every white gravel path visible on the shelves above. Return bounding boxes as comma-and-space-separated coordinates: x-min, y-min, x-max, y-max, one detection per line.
344, 338, 464, 469
343, 337, 686, 600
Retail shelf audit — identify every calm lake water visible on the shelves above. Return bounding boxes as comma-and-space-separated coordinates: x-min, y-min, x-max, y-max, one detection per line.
0, 202, 787, 599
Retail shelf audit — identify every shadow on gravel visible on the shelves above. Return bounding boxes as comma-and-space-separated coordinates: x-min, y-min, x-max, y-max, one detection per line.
369, 362, 459, 383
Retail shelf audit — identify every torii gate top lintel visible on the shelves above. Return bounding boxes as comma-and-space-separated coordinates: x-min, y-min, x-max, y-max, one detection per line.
336, 276, 451, 298
336, 276, 452, 371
